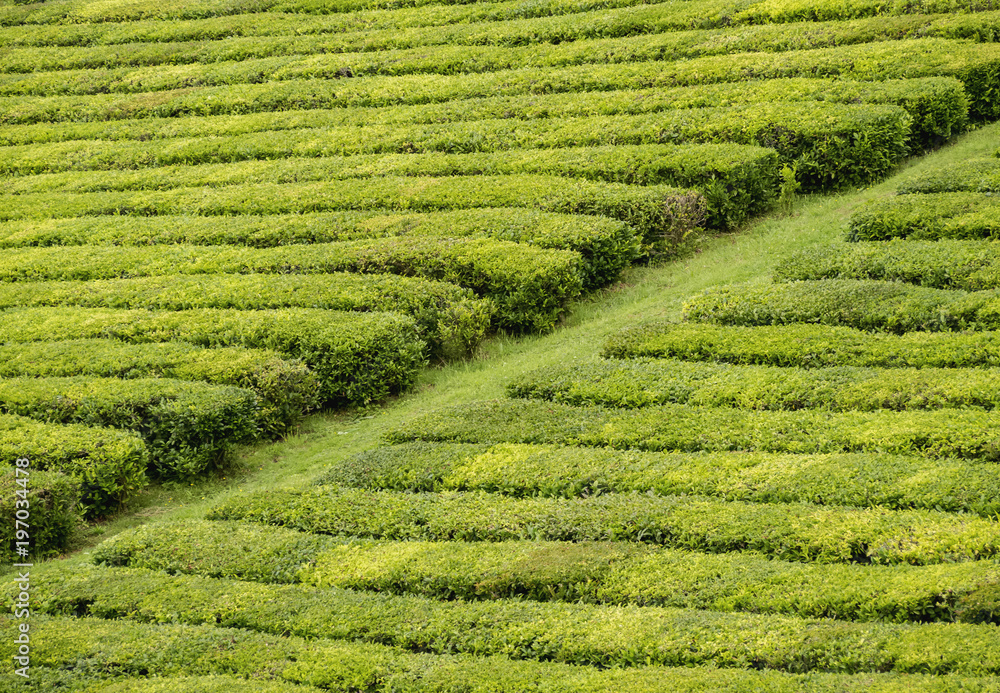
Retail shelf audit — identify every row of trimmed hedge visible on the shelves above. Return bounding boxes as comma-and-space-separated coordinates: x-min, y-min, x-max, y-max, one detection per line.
0, 467, 80, 561
897, 157, 1000, 194
0, 273, 492, 360
0, 376, 259, 478
211, 483, 1000, 565
0, 32, 992, 114
0, 340, 318, 438
94, 519, 1000, 622
5, 0, 997, 30
324, 441, 1000, 516
11, 614, 1000, 692
385, 396, 1000, 461
506, 356, 1000, 411
0, 103, 912, 192
0, 307, 424, 406
17, 563, 1000, 674
848, 192, 1000, 241
7, 8, 1000, 75
0, 413, 147, 517
602, 320, 1000, 368
0, 0, 658, 30
4, 144, 780, 231
0, 76, 964, 150
775, 239, 1000, 290
0, 209, 634, 290
0, 174, 698, 257
680, 278, 1000, 333
0, 238, 584, 333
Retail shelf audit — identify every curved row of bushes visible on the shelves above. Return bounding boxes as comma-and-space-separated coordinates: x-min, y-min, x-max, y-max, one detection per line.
0, 376, 259, 477
0, 103, 911, 191
0, 339, 318, 438
680, 278, 1000, 333
0, 237, 585, 333
0, 175, 698, 257
0, 272, 492, 360
10, 614, 1000, 692
775, 239, 1000, 290
4, 144, 780, 231
0, 76, 963, 149
0, 209, 636, 290
507, 356, 1000, 411
0, 413, 147, 516
0, 306, 425, 406
897, 157, 1000, 194
323, 441, 1000, 515
847, 192, 1000, 241
16, 563, 1000, 675
602, 321, 1000, 367
386, 397, 1000, 461
95, 520, 1000, 623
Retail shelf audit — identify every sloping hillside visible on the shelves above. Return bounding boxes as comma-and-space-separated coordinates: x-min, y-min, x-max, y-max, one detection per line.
3, 0, 1000, 689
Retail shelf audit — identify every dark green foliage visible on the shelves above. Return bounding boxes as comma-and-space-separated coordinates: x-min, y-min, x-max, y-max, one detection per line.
0, 377, 259, 477
0, 468, 80, 561
0, 413, 147, 517
0, 307, 425, 406
847, 193, 1000, 241
0, 105, 910, 192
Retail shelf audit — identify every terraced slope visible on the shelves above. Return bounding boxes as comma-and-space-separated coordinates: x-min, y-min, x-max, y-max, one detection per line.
4, 0, 1000, 689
